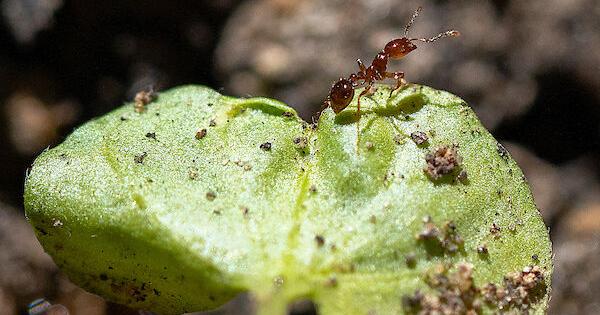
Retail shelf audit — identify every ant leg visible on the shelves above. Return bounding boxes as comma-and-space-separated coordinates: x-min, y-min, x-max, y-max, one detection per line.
356, 86, 371, 119
385, 71, 405, 97
355, 85, 371, 151
357, 59, 367, 72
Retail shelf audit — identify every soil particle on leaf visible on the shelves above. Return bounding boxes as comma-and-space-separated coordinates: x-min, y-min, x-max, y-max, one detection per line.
441, 221, 464, 253
195, 128, 207, 140
206, 191, 216, 201
134, 88, 156, 113
410, 131, 429, 145
403, 263, 482, 315
369, 215, 377, 224
424, 145, 462, 180
315, 235, 325, 247
134, 152, 147, 164
309, 185, 317, 193
209, 119, 217, 127
145, 132, 156, 140
477, 244, 489, 254
394, 134, 406, 144
188, 167, 199, 180
481, 266, 546, 312
273, 275, 285, 287
457, 170, 468, 182
324, 276, 338, 288
293, 136, 308, 149
417, 217, 464, 254
402, 290, 425, 314
490, 223, 501, 238
531, 254, 539, 261
282, 111, 294, 118
497, 142, 509, 159
405, 253, 417, 268
366, 141, 374, 150
240, 206, 249, 216
416, 216, 441, 241
260, 142, 272, 151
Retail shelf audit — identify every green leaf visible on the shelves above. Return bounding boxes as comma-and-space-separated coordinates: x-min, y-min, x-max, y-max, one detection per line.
25, 85, 552, 315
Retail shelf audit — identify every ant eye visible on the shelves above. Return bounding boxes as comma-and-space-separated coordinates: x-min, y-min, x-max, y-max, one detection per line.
329, 79, 354, 113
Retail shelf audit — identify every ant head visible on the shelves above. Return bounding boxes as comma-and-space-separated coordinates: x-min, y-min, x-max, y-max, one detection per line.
384, 38, 418, 60
329, 78, 354, 113
385, 7, 459, 59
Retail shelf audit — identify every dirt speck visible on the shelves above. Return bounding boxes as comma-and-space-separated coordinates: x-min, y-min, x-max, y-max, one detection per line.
209, 119, 217, 127
134, 152, 147, 164
394, 134, 406, 144
282, 111, 294, 118
403, 263, 482, 315
424, 145, 462, 180
293, 136, 308, 149
416, 217, 464, 254
477, 244, 488, 254
315, 235, 325, 247
405, 253, 417, 268
260, 142, 272, 151
325, 277, 338, 288
145, 132, 156, 140
206, 191, 216, 201
457, 169, 468, 182
366, 141, 374, 150
195, 128, 207, 140
497, 142, 509, 159
188, 167, 199, 180
240, 206, 249, 216
369, 215, 377, 224
482, 265, 546, 312
410, 131, 428, 145
273, 275, 285, 287
490, 223, 501, 238
134, 88, 156, 113
416, 217, 441, 241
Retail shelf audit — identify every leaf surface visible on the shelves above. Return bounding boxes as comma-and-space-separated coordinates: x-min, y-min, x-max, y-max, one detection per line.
25, 85, 552, 314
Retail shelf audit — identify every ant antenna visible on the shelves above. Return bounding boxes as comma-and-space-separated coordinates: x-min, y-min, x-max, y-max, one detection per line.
410, 30, 460, 43
404, 6, 422, 36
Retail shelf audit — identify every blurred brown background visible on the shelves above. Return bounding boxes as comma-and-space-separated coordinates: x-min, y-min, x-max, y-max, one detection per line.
1, 0, 599, 314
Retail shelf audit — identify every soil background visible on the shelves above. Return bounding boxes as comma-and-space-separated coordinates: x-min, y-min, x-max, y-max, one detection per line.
1, 1, 599, 314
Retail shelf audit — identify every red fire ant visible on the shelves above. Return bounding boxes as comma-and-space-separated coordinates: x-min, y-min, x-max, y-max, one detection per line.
327, 7, 460, 117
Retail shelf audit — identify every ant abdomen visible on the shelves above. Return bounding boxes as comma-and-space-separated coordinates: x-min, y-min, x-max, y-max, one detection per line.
329, 78, 354, 113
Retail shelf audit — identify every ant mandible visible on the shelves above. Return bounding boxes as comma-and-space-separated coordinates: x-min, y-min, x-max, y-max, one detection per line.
327, 7, 460, 117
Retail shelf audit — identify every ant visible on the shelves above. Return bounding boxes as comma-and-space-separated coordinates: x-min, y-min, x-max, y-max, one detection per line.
326, 7, 460, 141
